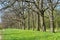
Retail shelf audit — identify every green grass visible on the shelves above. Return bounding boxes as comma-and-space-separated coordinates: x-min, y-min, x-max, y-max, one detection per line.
2, 29, 60, 40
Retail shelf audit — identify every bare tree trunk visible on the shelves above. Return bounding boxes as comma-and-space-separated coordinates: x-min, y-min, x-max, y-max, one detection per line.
28, 9, 31, 30
56, 21, 58, 31
37, 13, 40, 31
40, 0, 46, 32
22, 0, 26, 30
50, 10, 55, 32
23, 18, 26, 30
41, 13, 46, 32
27, 2, 31, 30
28, 12, 31, 30
18, 22, 20, 28
32, 13, 35, 30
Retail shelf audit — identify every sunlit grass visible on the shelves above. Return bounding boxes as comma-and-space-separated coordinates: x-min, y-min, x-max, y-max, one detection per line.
2, 29, 60, 40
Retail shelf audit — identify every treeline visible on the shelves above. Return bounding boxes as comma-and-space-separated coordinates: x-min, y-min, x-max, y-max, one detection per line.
0, 0, 60, 32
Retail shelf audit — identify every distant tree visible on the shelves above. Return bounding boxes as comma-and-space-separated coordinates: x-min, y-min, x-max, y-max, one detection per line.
47, 0, 59, 32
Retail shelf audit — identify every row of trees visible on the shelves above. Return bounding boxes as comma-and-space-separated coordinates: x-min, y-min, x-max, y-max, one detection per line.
0, 0, 60, 32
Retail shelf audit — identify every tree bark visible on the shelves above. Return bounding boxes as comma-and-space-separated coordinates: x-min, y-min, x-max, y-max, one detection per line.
49, 10, 55, 32
32, 13, 35, 30
23, 18, 26, 30
37, 13, 40, 31
28, 13, 31, 30
41, 12, 46, 32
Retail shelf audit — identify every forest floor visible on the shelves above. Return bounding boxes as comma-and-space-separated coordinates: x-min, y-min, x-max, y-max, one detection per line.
2, 29, 60, 40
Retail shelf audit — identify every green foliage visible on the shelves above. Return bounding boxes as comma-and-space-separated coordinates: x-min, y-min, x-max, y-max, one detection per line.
2, 29, 60, 40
